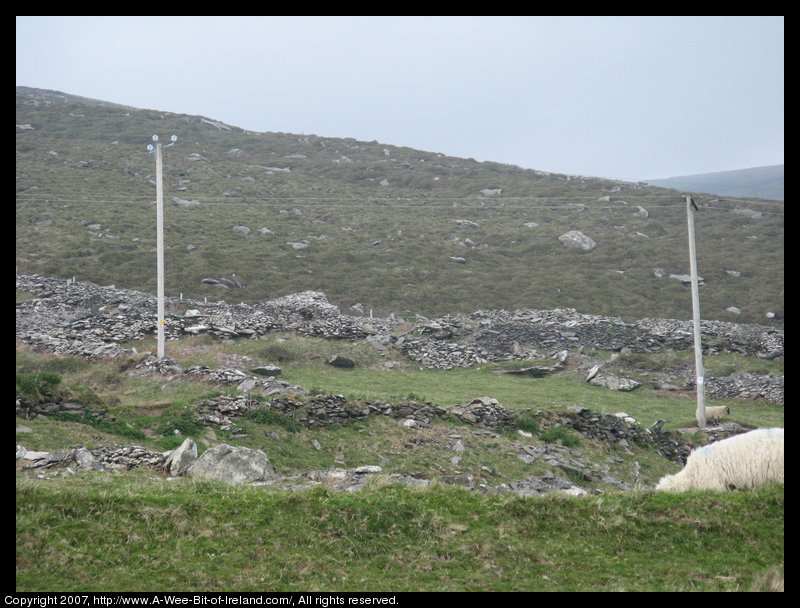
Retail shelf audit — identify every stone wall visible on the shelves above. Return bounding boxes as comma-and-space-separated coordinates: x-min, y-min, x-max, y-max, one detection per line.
199, 394, 514, 430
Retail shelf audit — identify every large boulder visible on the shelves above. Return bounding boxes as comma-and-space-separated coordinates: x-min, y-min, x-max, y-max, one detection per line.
186, 444, 275, 484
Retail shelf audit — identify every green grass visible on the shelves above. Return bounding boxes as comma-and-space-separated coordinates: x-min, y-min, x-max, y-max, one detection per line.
16, 473, 784, 592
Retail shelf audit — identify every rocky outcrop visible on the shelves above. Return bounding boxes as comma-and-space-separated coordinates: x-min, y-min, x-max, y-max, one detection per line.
131, 356, 307, 397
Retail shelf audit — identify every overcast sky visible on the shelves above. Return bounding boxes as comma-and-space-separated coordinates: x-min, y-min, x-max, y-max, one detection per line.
16, 16, 784, 181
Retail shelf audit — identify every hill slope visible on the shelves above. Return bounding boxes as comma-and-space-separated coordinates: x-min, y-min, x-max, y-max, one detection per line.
645, 165, 784, 201
16, 87, 783, 323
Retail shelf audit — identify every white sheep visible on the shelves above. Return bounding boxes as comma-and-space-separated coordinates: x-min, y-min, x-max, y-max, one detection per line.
656, 428, 784, 492
705, 405, 730, 422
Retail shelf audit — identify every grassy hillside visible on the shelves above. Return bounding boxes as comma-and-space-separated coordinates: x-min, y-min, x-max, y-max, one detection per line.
16, 89, 783, 323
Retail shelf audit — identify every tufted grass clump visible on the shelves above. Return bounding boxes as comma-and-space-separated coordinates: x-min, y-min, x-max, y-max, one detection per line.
539, 426, 581, 448
243, 407, 301, 433
16, 371, 63, 403
516, 413, 540, 434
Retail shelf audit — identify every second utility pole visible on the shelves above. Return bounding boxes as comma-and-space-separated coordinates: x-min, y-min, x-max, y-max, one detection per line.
686, 195, 706, 428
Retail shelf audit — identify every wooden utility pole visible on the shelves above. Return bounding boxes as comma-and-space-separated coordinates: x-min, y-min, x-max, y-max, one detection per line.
686, 196, 706, 427
155, 141, 165, 359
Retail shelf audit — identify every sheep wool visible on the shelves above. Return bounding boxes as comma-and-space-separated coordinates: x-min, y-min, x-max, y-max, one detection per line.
656, 428, 783, 492
705, 405, 730, 421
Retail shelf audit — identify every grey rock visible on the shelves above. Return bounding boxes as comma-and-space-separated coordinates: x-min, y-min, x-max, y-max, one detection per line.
558, 230, 596, 251
164, 438, 198, 476
251, 365, 282, 377
669, 274, 705, 285
352, 465, 383, 474
589, 375, 641, 391
186, 444, 274, 484
732, 207, 763, 219
496, 365, 555, 377
327, 354, 355, 368
72, 447, 97, 470
585, 364, 602, 382
172, 197, 200, 207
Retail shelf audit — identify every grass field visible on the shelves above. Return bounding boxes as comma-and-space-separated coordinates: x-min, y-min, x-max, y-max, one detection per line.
16, 473, 784, 592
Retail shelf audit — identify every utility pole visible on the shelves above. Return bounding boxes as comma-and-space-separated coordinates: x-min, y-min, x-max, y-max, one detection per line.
686, 195, 706, 427
148, 134, 177, 359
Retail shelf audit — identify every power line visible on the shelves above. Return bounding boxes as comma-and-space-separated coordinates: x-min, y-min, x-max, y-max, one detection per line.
14, 188, 785, 203
15, 196, 785, 215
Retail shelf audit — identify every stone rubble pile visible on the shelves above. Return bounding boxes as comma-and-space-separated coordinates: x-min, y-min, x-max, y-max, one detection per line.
130, 356, 308, 397
706, 373, 785, 406
15, 439, 597, 497
535, 406, 692, 464
16, 443, 167, 473
16, 393, 106, 421
448, 397, 518, 428
17, 274, 783, 404
205, 394, 457, 430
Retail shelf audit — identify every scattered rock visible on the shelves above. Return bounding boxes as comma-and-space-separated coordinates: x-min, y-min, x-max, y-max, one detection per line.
327, 354, 355, 368
172, 197, 200, 207
251, 365, 282, 377
558, 230, 596, 251
732, 207, 763, 219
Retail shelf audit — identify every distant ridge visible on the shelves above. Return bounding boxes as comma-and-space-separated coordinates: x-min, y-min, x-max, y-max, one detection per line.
15, 86, 139, 110
645, 165, 783, 200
